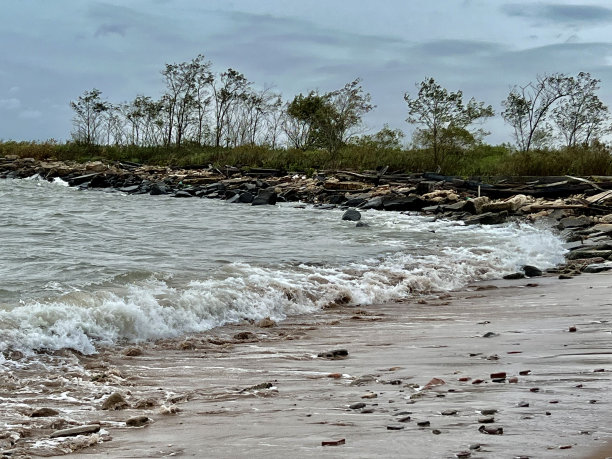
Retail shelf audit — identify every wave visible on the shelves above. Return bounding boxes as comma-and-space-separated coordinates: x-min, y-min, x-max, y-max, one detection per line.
0, 222, 565, 356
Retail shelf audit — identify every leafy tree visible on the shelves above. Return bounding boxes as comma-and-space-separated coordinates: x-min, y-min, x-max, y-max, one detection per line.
70, 88, 109, 145
552, 72, 610, 147
161, 54, 213, 147
285, 78, 373, 153
501, 73, 574, 152
404, 77, 494, 168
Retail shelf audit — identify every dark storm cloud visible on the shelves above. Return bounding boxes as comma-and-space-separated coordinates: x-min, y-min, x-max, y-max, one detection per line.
502, 3, 612, 24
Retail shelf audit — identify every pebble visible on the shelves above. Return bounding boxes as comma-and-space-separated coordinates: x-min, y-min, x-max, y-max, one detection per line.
360, 408, 375, 414
480, 409, 497, 415
478, 425, 503, 435
441, 409, 458, 416
327, 373, 342, 379
386, 424, 405, 430
397, 416, 411, 422
361, 393, 377, 399
529, 387, 540, 392
517, 401, 530, 408
432, 429, 441, 435
417, 421, 431, 427
349, 402, 366, 410
490, 372, 506, 379
126, 416, 150, 427
492, 378, 506, 383
102, 392, 128, 410
478, 417, 495, 424
455, 452, 471, 458
123, 347, 143, 356
519, 370, 531, 375
318, 349, 349, 360
469, 444, 481, 450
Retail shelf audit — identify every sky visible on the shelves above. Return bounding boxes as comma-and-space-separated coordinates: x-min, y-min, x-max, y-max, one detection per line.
1, 0, 612, 145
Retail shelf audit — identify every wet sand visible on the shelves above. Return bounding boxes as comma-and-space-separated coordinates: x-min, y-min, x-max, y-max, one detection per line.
4, 274, 612, 458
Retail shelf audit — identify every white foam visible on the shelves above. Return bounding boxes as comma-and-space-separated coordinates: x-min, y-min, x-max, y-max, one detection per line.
0, 219, 565, 356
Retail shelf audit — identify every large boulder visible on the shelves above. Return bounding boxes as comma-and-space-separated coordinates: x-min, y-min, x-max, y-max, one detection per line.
252, 189, 277, 206
463, 196, 490, 215
360, 196, 384, 210
342, 209, 361, 221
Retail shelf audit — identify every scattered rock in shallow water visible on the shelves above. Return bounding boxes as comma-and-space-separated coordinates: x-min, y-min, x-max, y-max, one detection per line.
241, 382, 274, 393
517, 401, 530, 407
503, 272, 525, 280
356, 221, 369, 227
480, 409, 497, 415
522, 265, 542, 277
256, 317, 277, 328
318, 349, 349, 360
361, 393, 377, 399
349, 402, 366, 410
569, 326, 577, 332
342, 209, 361, 221
321, 438, 345, 447
252, 190, 277, 206
123, 347, 143, 356
478, 417, 495, 424
126, 416, 150, 427
483, 332, 499, 338
233, 331, 257, 340
490, 372, 506, 379
455, 451, 471, 458
102, 392, 128, 410
417, 421, 431, 427
31, 407, 59, 417
50, 424, 100, 438
441, 409, 457, 416
478, 425, 503, 435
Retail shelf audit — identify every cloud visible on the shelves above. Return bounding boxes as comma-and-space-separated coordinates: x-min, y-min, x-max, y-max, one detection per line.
94, 23, 128, 38
502, 3, 612, 25
8, 86, 20, 94
0, 98, 21, 110
19, 110, 42, 120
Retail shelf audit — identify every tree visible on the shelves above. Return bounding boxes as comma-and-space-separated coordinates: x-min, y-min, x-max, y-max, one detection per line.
501, 73, 574, 152
211, 68, 251, 147
70, 88, 109, 145
551, 72, 610, 147
161, 54, 213, 147
404, 78, 494, 168
285, 78, 374, 153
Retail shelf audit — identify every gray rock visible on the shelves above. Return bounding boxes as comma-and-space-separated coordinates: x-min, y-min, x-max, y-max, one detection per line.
359, 196, 383, 210
102, 392, 128, 410
382, 195, 427, 211
252, 190, 277, 206
50, 424, 100, 438
349, 402, 366, 410
126, 416, 150, 427
464, 211, 508, 225
356, 221, 369, 228
559, 215, 591, 229
173, 190, 193, 198
566, 249, 612, 260
522, 265, 542, 277
31, 407, 59, 417
238, 191, 254, 203
583, 263, 612, 273
342, 209, 361, 221
503, 272, 525, 280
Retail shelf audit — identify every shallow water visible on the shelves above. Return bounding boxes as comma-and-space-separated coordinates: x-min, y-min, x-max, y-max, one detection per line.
0, 177, 566, 355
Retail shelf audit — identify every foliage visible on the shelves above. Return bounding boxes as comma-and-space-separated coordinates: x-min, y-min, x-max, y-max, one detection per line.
404, 78, 494, 171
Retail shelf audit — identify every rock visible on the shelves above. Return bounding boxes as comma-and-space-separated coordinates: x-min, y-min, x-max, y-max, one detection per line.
50, 424, 100, 438
478, 425, 503, 435
126, 416, 150, 427
517, 401, 530, 407
566, 249, 612, 260
482, 201, 514, 213
361, 393, 377, 399
321, 438, 345, 447
342, 209, 361, 221
88, 174, 111, 188
490, 372, 506, 379
386, 424, 405, 430
349, 402, 366, 410
441, 409, 457, 416
464, 211, 508, 225
464, 196, 490, 214
233, 331, 257, 340
238, 191, 254, 203
456, 451, 471, 458
356, 221, 369, 228
443, 201, 468, 212
256, 317, 277, 328
173, 190, 193, 198
519, 370, 531, 375
252, 190, 277, 206
416, 181, 436, 195
31, 407, 59, 417
522, 265, 542, 277
417, 420, 431, 427
569, 326, 577, 332
123, 347, 143, 356
68, 173, 99, 186
478, 417, 495, 423
423, 377, 445, 389
382, 195, 427, 211
583, 263, 612, 273
397, 416, 411, 422
318, 349, 349, 360
480, 409, 497, 415
360, 196, 384, 210
558, 215, 591, 229
102, 392, 128, 410
503, 272, 525, 280
483, 332, 499, 338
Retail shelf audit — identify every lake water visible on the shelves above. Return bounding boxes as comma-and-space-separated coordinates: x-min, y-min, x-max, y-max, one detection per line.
0, 177, 566, 356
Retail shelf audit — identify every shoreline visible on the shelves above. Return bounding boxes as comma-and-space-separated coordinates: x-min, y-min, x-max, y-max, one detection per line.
4, 274, 608, 458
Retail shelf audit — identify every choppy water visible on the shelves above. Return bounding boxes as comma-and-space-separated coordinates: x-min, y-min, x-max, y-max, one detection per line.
0, 177, 566, 356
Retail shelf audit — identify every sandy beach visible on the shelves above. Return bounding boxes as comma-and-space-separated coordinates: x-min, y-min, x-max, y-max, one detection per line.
24, 273, 605, 459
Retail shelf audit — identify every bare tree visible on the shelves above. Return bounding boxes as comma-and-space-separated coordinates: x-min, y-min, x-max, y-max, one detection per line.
211, 68, 251, 147
501, 73, 575, 152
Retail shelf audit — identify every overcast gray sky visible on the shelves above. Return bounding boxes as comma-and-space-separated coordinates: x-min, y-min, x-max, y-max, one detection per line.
1, 0, 612, 144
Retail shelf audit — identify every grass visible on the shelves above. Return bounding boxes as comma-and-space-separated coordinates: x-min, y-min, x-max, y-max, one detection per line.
1, 140, 611, 177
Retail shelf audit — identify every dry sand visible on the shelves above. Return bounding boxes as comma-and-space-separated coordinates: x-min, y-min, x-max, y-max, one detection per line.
50, 274, 612, 458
